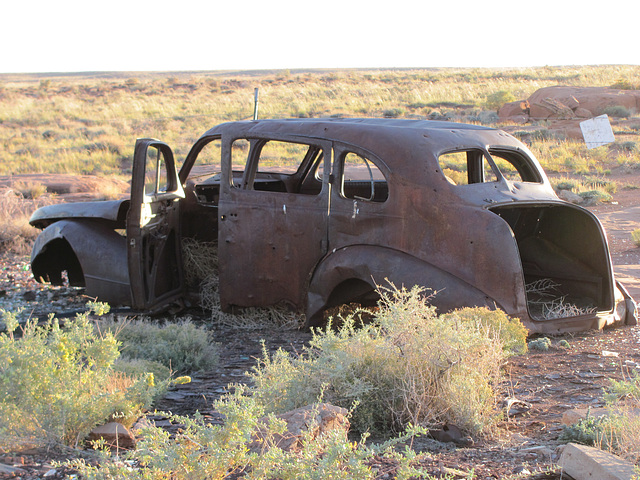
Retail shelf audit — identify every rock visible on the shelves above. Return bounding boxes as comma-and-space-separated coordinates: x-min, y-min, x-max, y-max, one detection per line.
0, 463, 26, 474
528, 86, 640, 120
557, 189, 583, 205
87, 422, 136, 449
530, 96, 576, 120
561, 442, 637, 480
429, 423, 473, 445
498, 100, 530, 123
575, 107, 593, 118
248, 403, 350, 453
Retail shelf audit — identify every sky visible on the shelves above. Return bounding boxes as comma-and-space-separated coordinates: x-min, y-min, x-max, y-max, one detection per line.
2, 0, 639, 74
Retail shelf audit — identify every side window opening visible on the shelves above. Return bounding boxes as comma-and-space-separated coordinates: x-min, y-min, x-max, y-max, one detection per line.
231, 138, 324, 195
439, 150, 496, 186
440, 148, 541, 186
489, 148, 542, 183
186, 138, 223, 205
341, 152, 388, 202
144, 146, 170, 196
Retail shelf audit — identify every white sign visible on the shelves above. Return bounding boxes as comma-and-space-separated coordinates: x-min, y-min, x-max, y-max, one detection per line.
580, 114, 615, 149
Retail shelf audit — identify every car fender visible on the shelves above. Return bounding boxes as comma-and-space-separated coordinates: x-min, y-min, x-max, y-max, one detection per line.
31, 219, 131, 306
306, 244, 498, 325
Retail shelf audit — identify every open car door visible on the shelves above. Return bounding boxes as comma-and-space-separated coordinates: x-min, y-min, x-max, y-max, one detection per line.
127, 139, 185, 311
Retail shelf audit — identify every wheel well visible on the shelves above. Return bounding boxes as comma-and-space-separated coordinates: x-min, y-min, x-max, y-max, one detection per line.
326, 278, 378, 308
32, 238, 85, 286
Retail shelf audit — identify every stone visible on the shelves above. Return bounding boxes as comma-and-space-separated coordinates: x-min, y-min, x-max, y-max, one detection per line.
0, 463, 26, 474
561, 442, 636, 480
248, 403, 349, 453
557, 189, 583, 205
498, 100, 530, 122
528, 86, 640, 120
575, 107, 593, 118
87, 422, 136, 449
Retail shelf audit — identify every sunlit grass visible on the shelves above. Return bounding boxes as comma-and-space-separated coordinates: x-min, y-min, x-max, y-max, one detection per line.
1, 65, 640, 176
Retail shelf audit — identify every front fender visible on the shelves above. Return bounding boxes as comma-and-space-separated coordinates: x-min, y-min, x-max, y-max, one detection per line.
306, 245, 498, 325
31, 219, 131, 306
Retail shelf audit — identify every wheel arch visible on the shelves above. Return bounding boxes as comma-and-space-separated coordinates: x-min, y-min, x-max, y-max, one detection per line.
31, 219, 131, 306
305, 245, 498, 326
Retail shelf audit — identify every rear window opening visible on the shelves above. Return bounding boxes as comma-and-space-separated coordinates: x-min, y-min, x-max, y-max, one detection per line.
491, 204, 613, 321
439, 148, 542, 186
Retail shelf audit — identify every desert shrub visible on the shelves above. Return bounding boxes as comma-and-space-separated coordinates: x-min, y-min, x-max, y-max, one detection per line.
528, 337, 552, 351
560, 374, 640, 464
631, 228, 640, 247
0, 189, 50, 254
603, 105, 630, 118
559, 410, 613, 447
485, 90, 515, 110
97, 316, 219, 374
0, 304, 169, 450
440, 307, 528, 355
70, 386, 429, 480
250, 285, 517, 436
578, 189, 612, 204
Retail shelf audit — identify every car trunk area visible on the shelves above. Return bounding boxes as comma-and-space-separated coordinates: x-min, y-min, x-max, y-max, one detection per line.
491, 203, 614, 321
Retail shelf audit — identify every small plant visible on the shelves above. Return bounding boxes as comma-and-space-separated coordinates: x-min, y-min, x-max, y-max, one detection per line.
559, 409, 613, 447
603, 105, 630, 118
0, 303, 169, 450
485, 90, 516, 110
97, 316, 220, 374
560, 374, 640, 464
528, 337, 552, 351
632, 228, 640, 247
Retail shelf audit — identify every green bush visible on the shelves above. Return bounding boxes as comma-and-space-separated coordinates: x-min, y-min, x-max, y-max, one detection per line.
98, 316, 219, 374
559, 410, 613, 447
441, 307, 528, 355
603, 105, 631, 118
70, 386, 429, 480
0, 304, 169, 450
632, 228, 640, 247
560, 374, 640, 464
528, 337, 552, 351
485, 90, 516, 110
250, 285, 519, 436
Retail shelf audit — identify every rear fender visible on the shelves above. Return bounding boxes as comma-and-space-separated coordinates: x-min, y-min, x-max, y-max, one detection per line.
306, 245, 497, 325
31, 219, 130, 306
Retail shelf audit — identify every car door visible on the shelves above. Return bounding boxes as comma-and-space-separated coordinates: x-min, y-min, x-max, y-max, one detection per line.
127, 139, 185, 310
217, 136, 331, 311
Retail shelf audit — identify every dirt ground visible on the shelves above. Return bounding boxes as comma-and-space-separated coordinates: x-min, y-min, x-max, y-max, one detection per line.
2, 175, 640, 479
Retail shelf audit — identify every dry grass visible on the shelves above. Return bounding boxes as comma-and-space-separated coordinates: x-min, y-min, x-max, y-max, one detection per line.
0, 189, 53, 254
181, 238, 302, 329
2, 66, 640, 178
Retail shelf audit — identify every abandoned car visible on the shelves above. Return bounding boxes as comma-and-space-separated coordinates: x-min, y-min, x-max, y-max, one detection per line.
29, 118, 636, 333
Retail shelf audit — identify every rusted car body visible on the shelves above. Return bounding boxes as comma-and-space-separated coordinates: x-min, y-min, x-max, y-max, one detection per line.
30, 118, 636, 333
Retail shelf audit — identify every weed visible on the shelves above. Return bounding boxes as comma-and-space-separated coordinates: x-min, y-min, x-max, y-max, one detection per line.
528, 337, 552, 351
251, 284, 519, 436
70, 386, 431, 479
485, 90, 515, 110
0, 303, 169, 450
0, 189, 53, 254
559, 409, 613, 446
603, 105, 631, 118
560, 374, 640, 464
97, 316, 219, 374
